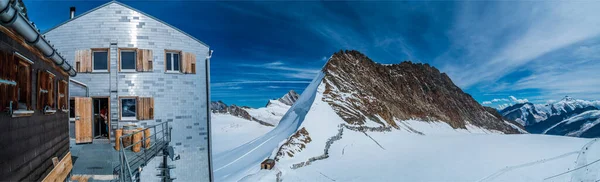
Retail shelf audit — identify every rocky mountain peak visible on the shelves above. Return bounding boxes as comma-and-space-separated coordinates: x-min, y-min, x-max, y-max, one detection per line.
210, 101, 273, 126
278, 90, 300, 106
562, 95, 574, 101
266, 90, 300, 107
320, 50, 519, 133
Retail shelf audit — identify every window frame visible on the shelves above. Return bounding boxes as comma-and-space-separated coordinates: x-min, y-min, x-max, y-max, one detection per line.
58, 80, 68, 111
165, 51, 181, 73
14, 53, 33, 111
119, 96, 138, 121
164, 49, 182, 73
91, 48, 109, 72
45, 70, 57, 113
119, 48, 137, 72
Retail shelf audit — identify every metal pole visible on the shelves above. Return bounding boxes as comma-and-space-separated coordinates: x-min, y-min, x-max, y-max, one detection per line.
119, 137, 124, 182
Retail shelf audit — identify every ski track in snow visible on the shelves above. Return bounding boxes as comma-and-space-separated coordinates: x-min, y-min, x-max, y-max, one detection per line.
477, 151, 580, 182
479, 138, 600, 182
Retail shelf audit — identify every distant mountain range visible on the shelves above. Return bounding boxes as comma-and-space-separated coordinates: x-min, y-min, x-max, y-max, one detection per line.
210, 90, 299, 126
500, 96, 600, 138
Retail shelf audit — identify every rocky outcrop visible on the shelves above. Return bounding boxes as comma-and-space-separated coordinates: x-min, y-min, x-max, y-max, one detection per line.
484, 106, 525, 131
210, 101, 228, 113
267, 90, 300, 107
210, 101, 273, 126
275, 127, 311, 161
278, 90, 299, 106
321, 50, 520, 134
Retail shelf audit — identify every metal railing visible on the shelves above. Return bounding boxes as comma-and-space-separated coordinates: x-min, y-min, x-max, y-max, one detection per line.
116, 122, 172, 182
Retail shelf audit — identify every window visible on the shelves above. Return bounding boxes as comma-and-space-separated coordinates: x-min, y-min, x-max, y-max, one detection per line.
16, 60, 31, 110
37, 70, 56, 113
120, 50, 136, 71
166, 52, 180, 72
120, 97, 137, 120
58, 80, 68, 111
92, 49, 108, 72
1, 52, 33, 116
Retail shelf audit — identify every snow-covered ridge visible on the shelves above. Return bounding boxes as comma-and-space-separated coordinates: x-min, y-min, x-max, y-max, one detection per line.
210, 90, 301, 126
500, 96, 600, 137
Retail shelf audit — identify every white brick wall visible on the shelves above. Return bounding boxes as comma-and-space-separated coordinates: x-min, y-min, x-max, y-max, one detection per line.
44, 2, 211, 180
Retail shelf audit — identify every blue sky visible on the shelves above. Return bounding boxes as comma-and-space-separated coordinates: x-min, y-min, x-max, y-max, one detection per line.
27, 1, 600, 108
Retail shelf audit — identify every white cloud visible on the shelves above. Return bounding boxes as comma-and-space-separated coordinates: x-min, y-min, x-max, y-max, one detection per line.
240, 61, 321, 80
509, 96, 529, 104
482, 101, 492, 105
491, 98, 509, 102
497, 103, 510, 110
441, 1, 600, 92
212, 80, 311, 87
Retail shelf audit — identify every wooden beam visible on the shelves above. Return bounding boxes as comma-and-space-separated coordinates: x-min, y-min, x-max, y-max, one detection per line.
41, 152, 73, 182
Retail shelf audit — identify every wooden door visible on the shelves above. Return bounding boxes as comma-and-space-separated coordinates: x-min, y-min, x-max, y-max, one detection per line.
75, 97, 93, 144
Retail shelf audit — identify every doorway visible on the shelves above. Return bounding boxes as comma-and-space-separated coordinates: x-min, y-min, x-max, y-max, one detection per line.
92, 97, 110, 140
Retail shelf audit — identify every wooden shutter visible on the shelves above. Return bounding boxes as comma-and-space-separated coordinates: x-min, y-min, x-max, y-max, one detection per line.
135, 97, 154, 120
141, 49, 153, 72
136, 97, 143, 120
190, 53, 196, 74
149, 97, 154, 119
182, 52, 196, 74
136, 49, 144, 72
181, 52, 187, 73
24, 64, 32, 110
0, 52, 18, 111
85, 49, 92, 72
37, 70, 44, 110
58, 80, 68, 110
75, 49, 92, 73
75, 50, 81, 72
47, 73, 55, 109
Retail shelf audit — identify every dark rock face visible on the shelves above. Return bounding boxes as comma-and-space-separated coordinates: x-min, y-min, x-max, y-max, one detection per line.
210, 101, 228, 113
266, 90, 300, 107
484, 106, 525, 131
321, 50, 520, 134
210, 101, 273, 126
278, 90, 300, 106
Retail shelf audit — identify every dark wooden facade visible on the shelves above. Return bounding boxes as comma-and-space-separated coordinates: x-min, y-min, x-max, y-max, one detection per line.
261, 159, 275, 170
0, 26, 70, 181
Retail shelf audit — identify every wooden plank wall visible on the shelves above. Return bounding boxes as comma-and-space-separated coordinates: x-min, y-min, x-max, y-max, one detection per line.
0, 28, 70, 181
